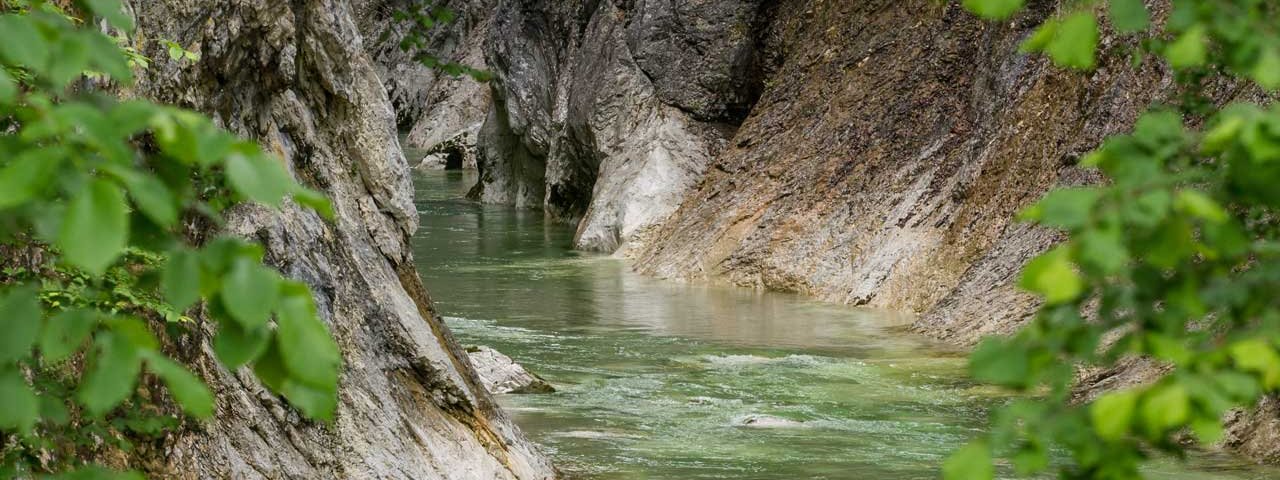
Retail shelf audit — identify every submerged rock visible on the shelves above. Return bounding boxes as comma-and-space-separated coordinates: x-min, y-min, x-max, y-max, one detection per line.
733, 414, 808, 429
467, 346, 556, 394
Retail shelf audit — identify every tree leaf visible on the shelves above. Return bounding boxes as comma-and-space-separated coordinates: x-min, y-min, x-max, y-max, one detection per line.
253, 341, 337, 421
1108, 0, 1150, 33
225, 152, 293, 207
0, 15, 50, 71
962, 0, 1024, 20
1046, 12, 1098, 70
1019, 187, 1100, 230
1175, 190, 1227, 223
1230, 339, 1280, 389
162, 249, 202, 311
118, 169, 179, 227
144, 352, 213, 419
970, 338, 1029, 387
0, 287, 41, 364
85, 0, 136, 31
0, 147, 66, 210
1091, 390, 1138, 441
0, 68, 14, 104
59, 178, 130, 276
293, 188, 334, 220
77, 333, 142, 416
1076, 228, 1128, 275
1252, 48, 1280, 91
40, 308, 98, 364
1019, 246, 1083, 304
275, 283, 340, 389
943, 439, 995, 480
1141, 383, 1189, 433
213, 320, 270, 370
1166, 26, 1207, 70
0, 368, 39, 434
1020, 19, 1058, 53
219, 257, 280, 329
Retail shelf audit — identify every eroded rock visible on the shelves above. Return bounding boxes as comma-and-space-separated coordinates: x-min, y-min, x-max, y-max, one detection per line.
125, 1, 555, 477
471, 0, 774, 252
467, 346, 555, 395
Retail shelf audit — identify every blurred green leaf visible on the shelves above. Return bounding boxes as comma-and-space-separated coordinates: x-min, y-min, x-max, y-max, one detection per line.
0, 148, 65, 210
1019, 246, 1083, 304
962, 0, 1025, 20
84, 0, 136, 31
1108, 0, 1150, 33
225, 152, 293, 207
77, 333, 142, 416
0, 15, 50, 71
1166, 26, 1207, 69
40, 308, 97, 364
0, 287, 41, 364
144, 352, 213, 419
1092, 390, 1138, 441
0, 368, 39, 434
59, 178, 130, 276
219, 257, 280, 329
162, 249, 202, 311
275, 283, 340, 389
213, 320, 270, 370
943, 440, 995, 480
1046, 13, 1098, 70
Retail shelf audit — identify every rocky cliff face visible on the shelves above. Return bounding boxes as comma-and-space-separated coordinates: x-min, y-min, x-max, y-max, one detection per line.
126, 1, 554, 478
470, 0, 776, 252
356, 0, 493, 169
633, 0, 1172, 344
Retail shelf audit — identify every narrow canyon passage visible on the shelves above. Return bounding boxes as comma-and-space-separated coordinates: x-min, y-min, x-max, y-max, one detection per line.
408, 169, 1278, 479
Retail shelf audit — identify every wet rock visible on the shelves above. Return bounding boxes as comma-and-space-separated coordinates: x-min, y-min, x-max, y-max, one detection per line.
126, 0, 554, 477
467, 346, 555, 394
415, 153, 449, 171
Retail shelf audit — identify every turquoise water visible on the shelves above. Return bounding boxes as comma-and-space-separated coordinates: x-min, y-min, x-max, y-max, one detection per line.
408, 170, 1278, 479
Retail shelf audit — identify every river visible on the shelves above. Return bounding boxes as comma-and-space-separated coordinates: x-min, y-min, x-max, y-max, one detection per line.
408, 169, 1278, 479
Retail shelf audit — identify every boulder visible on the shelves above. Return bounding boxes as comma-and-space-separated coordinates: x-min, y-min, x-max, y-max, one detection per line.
467, 346, 555, 395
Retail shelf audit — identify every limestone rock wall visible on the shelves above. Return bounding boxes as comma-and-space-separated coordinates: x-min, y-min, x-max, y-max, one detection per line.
633, 0, 1169, 344
354, 0, 492, 169
472, 0, 776, 252
126, 1, 555, 478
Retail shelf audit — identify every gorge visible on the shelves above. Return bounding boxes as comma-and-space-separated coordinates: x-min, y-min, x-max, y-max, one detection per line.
2, 0, 1279, 478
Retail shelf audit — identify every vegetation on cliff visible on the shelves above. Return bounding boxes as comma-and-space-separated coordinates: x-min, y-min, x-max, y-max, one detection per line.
949, 1, 1280, 479
0, 1, 340, 477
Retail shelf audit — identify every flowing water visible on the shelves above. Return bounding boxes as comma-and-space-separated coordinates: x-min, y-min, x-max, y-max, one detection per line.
408, 169, 1279, 479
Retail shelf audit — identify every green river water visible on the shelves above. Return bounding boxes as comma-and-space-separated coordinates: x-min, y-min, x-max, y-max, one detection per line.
408, 169, 1279, 480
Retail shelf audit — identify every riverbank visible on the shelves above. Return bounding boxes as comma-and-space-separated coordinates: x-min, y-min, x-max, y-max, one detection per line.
409, 169, 1279, 479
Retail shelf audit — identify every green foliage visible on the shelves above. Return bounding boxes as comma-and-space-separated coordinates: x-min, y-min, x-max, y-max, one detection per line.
949, 1, 1280, 479
0, 0, 342, 477
388, 1, 492, 81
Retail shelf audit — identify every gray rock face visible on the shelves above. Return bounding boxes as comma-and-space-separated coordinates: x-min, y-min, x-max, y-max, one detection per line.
472, 0, 773, 252
633, 0, 1165, 344
466, 346, 555, 395
127, 1, 554, 478
355, 0, 492, 169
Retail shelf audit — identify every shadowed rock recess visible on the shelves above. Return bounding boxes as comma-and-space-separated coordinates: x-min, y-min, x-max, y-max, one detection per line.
125, 1, 554, 478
